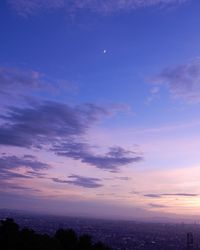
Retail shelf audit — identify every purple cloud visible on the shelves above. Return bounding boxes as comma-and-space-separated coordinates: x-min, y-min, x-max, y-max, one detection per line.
52, 174, 103, 188
151, 59, 200, 103
145, 193, 198, 198
144, 194, 162, 198
0, 67, 43, 94
148, 203, 167, 208
0, 66, 78, 98
0, 155, 49, 171
162, 193, 199, 197
1, 183, 41, 192
0, 65, 142, 173
7, 0, 187, 17
0, 171, 32, 180
0, 101, 109, 148
116, 176, 131, 180
0, 99, 142, 171
0, 155, 49, 180
53, 143, 143, 171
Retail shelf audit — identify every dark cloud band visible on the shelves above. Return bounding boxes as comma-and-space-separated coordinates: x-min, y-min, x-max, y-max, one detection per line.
144, 193, 198, 198
53, 143, 143, 171
52, 175, 103, 188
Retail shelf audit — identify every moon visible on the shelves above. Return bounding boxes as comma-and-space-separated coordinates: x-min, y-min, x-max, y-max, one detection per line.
103, 49, 107, 54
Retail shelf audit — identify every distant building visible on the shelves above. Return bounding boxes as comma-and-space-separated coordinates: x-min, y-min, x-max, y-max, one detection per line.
187, 232, 194, 250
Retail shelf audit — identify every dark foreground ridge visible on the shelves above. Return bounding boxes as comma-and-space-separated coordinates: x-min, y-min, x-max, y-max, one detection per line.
0, 218, 111, 250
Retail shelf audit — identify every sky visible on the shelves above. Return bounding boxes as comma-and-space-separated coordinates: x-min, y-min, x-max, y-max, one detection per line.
1, 0, 200, 221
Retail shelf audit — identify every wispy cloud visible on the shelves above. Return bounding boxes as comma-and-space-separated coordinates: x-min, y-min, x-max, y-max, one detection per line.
0, 155, 49, 171
52, 175, 103, 188
0, 171, 32, 180
0, 66, 77, 97
1, 183, 41, 192
0, 101, 109, 148
0, 66, 42, 91
7, 0, 187, 17
53, 143, 143, 171
162, 193, 199, 197
148, 203, 167, 208
116, 176, 131, 181
151, 59, 200, 103
0, 155, 49, 180
0, 100, 142, 171
144, 194, 162, 198
145, 193, 199, 198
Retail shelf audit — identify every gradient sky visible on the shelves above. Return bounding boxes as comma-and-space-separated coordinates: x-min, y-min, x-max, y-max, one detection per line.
1, 0, 200, 221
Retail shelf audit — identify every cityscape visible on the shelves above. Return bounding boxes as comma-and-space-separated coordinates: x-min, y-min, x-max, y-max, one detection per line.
1, 209, 200, 250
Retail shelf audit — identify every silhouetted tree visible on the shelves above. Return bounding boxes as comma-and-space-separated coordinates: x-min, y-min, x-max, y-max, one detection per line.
0, 218, 20, 250
0, 218, 111, 250
55, 228, 78, 250
78, 234, 92, 250
93, 242, 111, 250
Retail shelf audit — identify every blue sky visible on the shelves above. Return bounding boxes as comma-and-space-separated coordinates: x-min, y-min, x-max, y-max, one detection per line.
1, 0, 200, 221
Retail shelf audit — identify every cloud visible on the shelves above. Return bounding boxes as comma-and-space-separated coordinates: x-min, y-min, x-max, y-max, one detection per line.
0, 100, 142, 171
0, 66, 78, 98
80, 146, 142, 171
148, 203, 167, 208
0, 155, 49, 171
1, 183, 41, 192
7, 0, 187, 17
0, 66, 43, 93
0, 101, 108, 148
52, 174, 103, 188
162, 193, 199, 197
116, 176, 131, 181
0, 171, 32, 180
0, 64, 142, 172
53, 143, 143, 171
151, 59, 200, 103
0, 155, 49, 180
25, 171, 46, 178
23, 154, 37, 159
144, 194, 162, 198
144, 193, 198, 198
